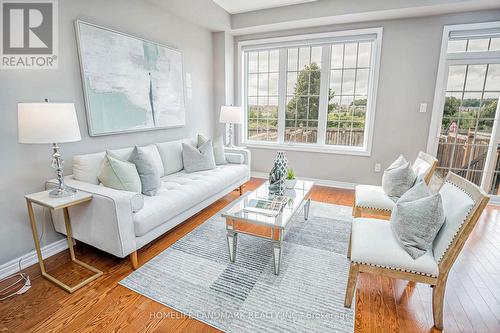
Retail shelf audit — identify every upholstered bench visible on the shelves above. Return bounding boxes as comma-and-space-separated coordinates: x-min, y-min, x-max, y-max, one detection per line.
345, 172, 489, 330
352, 151, 438, 218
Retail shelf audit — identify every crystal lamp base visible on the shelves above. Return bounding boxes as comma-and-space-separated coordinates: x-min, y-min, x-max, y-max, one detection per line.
49, 186, 77, 198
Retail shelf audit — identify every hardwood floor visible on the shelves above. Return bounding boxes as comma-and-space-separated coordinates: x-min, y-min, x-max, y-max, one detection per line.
1, 178, 499, 333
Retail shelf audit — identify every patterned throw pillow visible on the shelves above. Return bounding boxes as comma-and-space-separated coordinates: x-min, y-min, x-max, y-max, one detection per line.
198, 134, 227, 165
129, 146, 161, 196
390, 181, 445, 259
182, 141, 216, 173
382, 155, 417, 199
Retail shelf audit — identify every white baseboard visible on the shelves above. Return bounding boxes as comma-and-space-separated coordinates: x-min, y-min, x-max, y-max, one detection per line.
0, 238, 69, 280
251, 171, 357, 190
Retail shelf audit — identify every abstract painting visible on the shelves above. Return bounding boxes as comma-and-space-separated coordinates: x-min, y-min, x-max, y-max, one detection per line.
75, 20, 185, 136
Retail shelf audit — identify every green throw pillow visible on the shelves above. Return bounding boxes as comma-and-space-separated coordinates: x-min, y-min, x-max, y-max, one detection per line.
97, 151, 141, 193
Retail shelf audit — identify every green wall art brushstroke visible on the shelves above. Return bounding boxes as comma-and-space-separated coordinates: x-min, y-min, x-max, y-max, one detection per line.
76, 20, 185, 136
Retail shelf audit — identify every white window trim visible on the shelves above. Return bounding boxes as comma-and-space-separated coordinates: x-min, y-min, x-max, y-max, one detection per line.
237, 27, 383, 156
427, 21, 500, 192
427, 21, 500, 155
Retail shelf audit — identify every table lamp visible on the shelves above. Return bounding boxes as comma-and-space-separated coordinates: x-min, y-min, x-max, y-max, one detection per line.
18, 102, 82, 197
219, 105, 242, 148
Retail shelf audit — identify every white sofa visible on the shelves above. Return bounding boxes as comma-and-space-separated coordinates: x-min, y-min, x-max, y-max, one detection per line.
48, 138, 250, 268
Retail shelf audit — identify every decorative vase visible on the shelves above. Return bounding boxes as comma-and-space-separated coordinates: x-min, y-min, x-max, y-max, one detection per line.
284, 178, 297, 189
275, 151, 288, 179
269, 151, 288, 194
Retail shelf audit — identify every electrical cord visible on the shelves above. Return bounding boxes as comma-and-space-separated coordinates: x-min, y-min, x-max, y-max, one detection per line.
0, 207, 47, 301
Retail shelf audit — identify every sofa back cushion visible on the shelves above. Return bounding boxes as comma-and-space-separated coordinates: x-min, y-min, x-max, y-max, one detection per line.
73, 152, 106, 184
73, 147, 133, 184
156, 140, 186, 175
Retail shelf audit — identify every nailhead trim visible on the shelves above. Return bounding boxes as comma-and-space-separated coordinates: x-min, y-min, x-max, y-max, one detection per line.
354, 187, 394, 212
445, 180, 474, 198
355, 205, 392, 212
353, 260, 437, 278
435, 180, 474, 263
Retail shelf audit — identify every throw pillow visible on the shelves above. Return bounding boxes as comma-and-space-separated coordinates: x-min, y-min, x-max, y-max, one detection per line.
382, 155, 417, 199
390, 181, 445, 259
129, 146, 161, 196
182, 141, 216, 173
198, 134, 227, 165
139, 144, 165, 177
97, 152, 141, 193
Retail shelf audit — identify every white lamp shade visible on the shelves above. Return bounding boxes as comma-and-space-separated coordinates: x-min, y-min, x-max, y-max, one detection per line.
219, 105, 242, 124
18, 103, 82, 144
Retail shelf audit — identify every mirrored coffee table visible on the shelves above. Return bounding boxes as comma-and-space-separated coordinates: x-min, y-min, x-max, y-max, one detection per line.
222, 180, 314, 275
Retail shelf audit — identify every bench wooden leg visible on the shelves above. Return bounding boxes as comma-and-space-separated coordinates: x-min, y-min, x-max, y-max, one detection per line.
432, 279, 447, 330
344, 262, 359, 308
130, 251, 138, 270
347, 229, 352, 259
352, 206, 362, 218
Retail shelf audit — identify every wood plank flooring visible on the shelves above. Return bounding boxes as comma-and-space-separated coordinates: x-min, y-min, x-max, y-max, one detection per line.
1, 178, 499, 333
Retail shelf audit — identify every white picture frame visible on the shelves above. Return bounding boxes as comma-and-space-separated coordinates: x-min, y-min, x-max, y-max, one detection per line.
75, 20, 186, 136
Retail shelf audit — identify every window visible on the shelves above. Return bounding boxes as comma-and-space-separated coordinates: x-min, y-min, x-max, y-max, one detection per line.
240, 28, 382, 154
285, 46, 322, 144
428, 21, 500, 195
328, 42, 371, 147
448, 37, 500, 53
247, 50, 279, 142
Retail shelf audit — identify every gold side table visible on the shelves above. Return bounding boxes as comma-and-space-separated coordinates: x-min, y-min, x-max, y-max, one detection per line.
25, 190, 103, 293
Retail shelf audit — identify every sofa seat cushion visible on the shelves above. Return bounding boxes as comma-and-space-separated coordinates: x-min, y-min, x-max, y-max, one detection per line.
133, 164, 249, 237
351, 218, 439, 277
355, 185, 396, 211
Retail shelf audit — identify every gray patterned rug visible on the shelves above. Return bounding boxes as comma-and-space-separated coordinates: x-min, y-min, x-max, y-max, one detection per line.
120, 200, 354, 333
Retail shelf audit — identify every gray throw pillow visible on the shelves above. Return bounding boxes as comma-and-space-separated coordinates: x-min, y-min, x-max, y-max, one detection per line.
198, 134, 226, 165
390, 181, 445, 259
182, 141, 216, 173
97, 151, 141, 193
129, 146, 161, 196
382, 155, 417, 199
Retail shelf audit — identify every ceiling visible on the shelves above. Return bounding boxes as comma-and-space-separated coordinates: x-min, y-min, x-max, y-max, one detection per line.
212, 0, 317, 14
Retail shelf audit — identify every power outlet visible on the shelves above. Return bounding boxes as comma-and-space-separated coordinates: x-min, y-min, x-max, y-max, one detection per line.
419, 103, 427, 113
374, 163, 382, 172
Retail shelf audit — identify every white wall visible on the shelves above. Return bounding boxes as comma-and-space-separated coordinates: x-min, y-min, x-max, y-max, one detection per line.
234, 10, 500, 185
230, 0, 500, 33
213, 31, 235, 139
0, 0, 217, 265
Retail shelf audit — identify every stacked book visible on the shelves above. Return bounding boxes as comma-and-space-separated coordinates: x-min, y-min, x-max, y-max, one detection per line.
243, 196, 289, 217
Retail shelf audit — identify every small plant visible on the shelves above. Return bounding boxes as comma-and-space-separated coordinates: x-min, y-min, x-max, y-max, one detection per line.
286, 168, 295, 180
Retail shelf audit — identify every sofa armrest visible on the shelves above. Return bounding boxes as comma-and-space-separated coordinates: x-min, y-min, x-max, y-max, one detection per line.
225, 153, 244, 164
46, 176, 140, 258
224, 147, 251, 167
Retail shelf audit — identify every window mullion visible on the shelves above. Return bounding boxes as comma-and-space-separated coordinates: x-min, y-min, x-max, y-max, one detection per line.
277, 48, 287, 144
317, 45, 330, 145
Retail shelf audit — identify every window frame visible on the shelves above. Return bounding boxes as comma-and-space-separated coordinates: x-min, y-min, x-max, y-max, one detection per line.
237, 28, 383, 156
427, 21, 500, 193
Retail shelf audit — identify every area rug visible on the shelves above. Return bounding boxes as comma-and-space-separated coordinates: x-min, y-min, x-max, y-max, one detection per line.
120, 200, 354, 333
